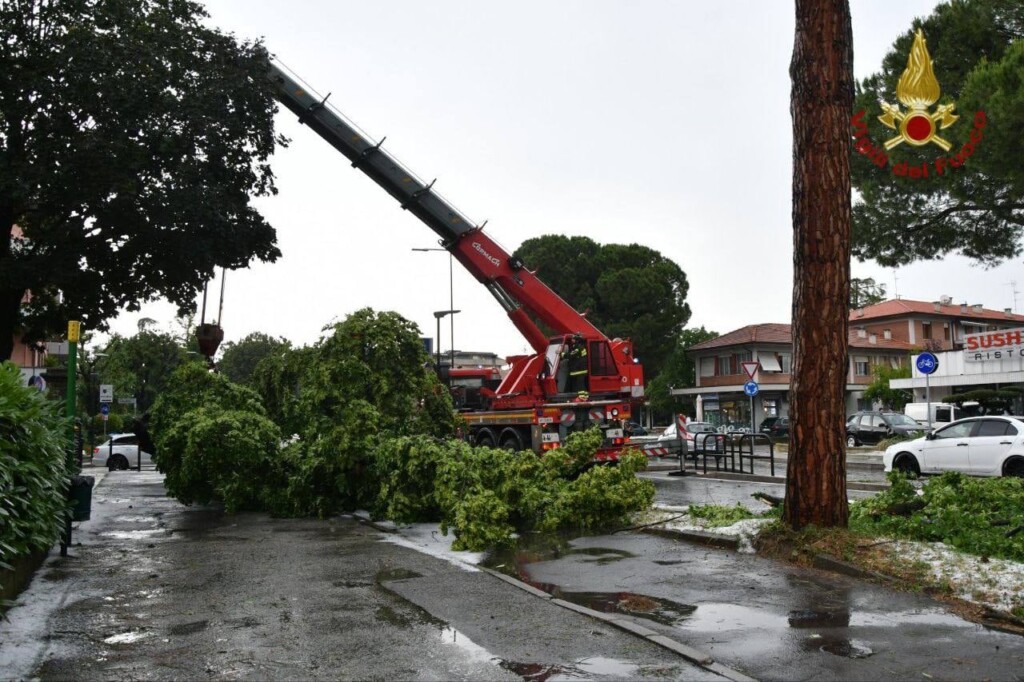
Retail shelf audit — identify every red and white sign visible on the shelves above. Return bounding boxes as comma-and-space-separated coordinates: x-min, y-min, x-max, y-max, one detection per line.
741, 362, 759, 380
964, 327, 1024, 362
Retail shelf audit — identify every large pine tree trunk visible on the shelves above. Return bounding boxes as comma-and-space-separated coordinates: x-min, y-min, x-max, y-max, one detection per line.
784, 0, 854, 529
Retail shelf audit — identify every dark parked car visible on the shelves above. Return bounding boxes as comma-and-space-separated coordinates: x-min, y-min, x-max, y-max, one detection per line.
759, 417, 780, 433
765, 417, 789, 439
846, 411, 923, 447
625, 421, 648, 436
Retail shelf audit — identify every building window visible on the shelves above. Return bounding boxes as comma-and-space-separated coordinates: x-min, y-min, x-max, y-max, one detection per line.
854, 356, 870, 376
780, 353, 792, 373
717, 355, 732, 375
922, 322, 932, 339
700, 357, 715, 377
943, 323, 950, 341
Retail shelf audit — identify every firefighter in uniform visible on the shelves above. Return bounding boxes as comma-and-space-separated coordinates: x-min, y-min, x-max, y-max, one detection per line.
566, 336, 588, 394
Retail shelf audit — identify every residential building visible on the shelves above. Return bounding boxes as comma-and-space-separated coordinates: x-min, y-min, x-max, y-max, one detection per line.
671, 298, 1024, 428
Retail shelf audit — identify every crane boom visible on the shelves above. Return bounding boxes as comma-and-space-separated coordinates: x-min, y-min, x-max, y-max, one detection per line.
267, 59, 644, 420
267, 61, 604, 351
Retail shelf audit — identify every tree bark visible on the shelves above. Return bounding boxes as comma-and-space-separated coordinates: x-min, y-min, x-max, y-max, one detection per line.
784, 0, 854, 530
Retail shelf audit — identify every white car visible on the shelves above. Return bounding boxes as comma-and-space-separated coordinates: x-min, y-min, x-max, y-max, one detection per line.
657, 421, 724, 453
883, 416, 1024, 478
92, 433, 153, 471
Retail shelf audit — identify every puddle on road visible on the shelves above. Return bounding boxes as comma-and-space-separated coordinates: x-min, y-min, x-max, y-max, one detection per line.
530, 588, 697, 627
788, 608, 852, 629
676, 602, 789, 630
101, 529, 167, 540
802, 634, 874, 658
103, 630, 151, 645
564, 547, 637, 565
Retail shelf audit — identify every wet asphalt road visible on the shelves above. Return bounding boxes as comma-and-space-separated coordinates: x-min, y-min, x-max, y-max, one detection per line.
0, 468, 724, 681
3, 465, 1024, 681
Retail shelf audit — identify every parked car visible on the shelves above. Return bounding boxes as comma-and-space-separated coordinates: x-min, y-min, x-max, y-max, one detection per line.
883, 416, 1024, 477
625, 421, 648, 436
92, 433, 153, 471
657, 421, 724, 452
846, 411, 923, 447
765, 417, 790, 440
759, 417, 780, 433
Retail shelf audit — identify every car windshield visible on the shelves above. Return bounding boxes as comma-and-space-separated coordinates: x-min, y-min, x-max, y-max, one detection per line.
885, 413, 920, 427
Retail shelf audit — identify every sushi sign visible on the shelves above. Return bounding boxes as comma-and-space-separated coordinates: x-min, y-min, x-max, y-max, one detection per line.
963, 328, 1024, 362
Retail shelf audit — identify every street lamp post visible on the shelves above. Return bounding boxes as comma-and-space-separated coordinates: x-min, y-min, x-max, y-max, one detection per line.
413, 247, 456, 374
433, 310, 460, 381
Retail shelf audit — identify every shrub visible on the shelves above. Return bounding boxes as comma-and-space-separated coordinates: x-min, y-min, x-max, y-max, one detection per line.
0, 362, 69, 568
388, 429, 656, 551
162, 407, 283, 513
850, 471, 1024, 562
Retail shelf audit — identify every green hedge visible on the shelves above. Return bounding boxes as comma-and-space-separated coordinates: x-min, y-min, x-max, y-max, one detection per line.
0, 362, 69, 571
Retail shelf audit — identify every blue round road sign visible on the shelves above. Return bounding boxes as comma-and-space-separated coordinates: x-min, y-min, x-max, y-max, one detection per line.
100, 403, 110, 416
743, 381, 759, 397
916, 352, 939, 375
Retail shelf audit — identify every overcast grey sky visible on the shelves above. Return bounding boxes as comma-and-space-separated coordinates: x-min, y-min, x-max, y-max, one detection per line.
102, 0, 1024, 359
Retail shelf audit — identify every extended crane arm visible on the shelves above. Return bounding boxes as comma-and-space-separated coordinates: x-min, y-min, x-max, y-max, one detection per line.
268, 61, 602, 352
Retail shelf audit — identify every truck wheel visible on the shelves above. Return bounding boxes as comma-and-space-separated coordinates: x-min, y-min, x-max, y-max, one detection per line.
475, 428, 497, 448
498, 428, 523, 452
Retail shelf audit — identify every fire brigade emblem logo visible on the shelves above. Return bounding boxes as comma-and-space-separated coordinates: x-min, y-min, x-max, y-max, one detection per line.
878, 29, 958, 151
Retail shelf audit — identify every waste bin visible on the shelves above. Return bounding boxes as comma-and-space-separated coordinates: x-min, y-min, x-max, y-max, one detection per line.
68, 475, 95, 521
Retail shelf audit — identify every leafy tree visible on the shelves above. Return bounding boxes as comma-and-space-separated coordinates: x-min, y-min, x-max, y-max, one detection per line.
101, 330, 200, 413
255, 309, 457, 516
850, 277, 887, 309
943, 388, 1020, 414
851, 1, 1024, 267
786, 0, 853, 531
646, 326, 719, 421
513, 236, 690, 379
0, 0, 283, 361
861, 363, 912, 410
218, 332, 291, 386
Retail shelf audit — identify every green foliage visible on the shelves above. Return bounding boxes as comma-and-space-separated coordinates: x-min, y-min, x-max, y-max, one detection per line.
688, 503, 758, 527
149, 363, 266, 503
876, 432, 922, 451
943, 388, 1020, 414
513, 236, 691, 379
164, 407, 283, 513
850, 471, 1024, 562
850, 277, 887, 309
0, 363, 69, 568
373, 429, 655, 551
218, 332, 291, 387
861, 362, 913, 410
851, 0, 1024, 267
0, 0, 281, 361
152, 310, 654, 549
100, 331, 200, 413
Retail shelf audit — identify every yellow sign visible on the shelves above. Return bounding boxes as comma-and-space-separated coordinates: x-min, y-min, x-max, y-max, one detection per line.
67, 321, 81, 343
878, 29, 958, 151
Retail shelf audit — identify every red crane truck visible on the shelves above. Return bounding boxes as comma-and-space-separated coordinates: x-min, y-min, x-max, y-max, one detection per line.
268, 60, 645, 460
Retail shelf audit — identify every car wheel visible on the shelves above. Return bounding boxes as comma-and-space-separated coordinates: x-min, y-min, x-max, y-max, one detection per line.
846, 435, 859, 448
1003, 457, 1024, 478
893, 453, 920, 477
108, 454, 129, 471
